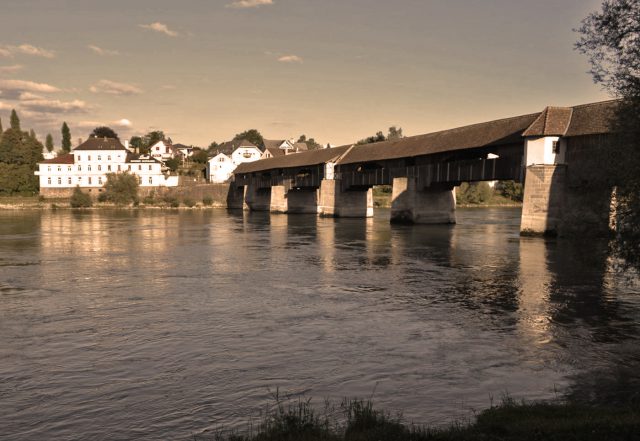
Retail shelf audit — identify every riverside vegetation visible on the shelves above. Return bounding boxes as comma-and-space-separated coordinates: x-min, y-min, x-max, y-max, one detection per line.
194, 396, 640, 441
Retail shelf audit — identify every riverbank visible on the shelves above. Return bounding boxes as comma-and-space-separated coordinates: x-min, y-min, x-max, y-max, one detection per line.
196, 398, 640, 441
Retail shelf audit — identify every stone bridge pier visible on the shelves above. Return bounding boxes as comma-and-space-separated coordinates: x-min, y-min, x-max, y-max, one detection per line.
318, 179, 373, 217
390, 177, 456, 224
244, 183, 320, 214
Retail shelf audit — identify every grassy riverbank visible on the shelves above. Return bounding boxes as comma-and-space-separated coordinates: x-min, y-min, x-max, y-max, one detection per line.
196, 398, 640, 441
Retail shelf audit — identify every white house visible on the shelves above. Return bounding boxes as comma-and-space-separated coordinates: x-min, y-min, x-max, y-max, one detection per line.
206, 153, 235, 183
262, 139, 308, 159
230, 139, 262, 166
149, 140, 175, 162
35, 137, 178, 197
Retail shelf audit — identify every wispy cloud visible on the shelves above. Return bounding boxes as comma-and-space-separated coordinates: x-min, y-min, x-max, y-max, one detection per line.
139, 22, 179, 37
226, 0, 273, 8
89, 79, 143, 96
88, 45, 120, 56
21, 98, 89, 113
0, 44, 55, 58
278, 55, 303, 63
0, 101, 12, 110
19, 92, 45, 101
0, 64, 24, 74
77, 118, 132, 129
115, 118, 132, 127
0, 79, 61, 99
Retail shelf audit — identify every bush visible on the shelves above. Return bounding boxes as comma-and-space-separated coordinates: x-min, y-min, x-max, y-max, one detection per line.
143, 196, 155, 205
183, 198, 196, 208
170, 199, 180, 208
102, 172, 139, 205
202, 195, 214, 206
70, 186, 92, 208
97, 192, 108, 203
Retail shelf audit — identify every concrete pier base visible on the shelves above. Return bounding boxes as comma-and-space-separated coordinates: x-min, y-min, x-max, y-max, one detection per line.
390, 177, 456, 224
244, 184, 271, 211
287, 188, 319, 214
520, 165, 566, 235
226, 185, 247, 210
270, 185, 288, 213
318, 179, 373, 217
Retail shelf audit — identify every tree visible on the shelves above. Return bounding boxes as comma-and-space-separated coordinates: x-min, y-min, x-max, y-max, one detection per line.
191, 149, 209, 164
387, 126, 403, 140
357, 131, 386, 145
61, 122, 71, 152
70, 186, 92, 208
129, 136, 144, 153
0, 123, 43, 194
234, 129, 264, 149
165, 157, 181, 172
207, 141, 219, 152
576, 0, 640, 269
91, 126, 119, 139
10, 109, 20, 131
102, 172, 139, 205
45, 134, 54, 152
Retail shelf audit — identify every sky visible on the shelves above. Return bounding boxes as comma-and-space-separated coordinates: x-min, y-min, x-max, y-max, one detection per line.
0, 0, 610, 148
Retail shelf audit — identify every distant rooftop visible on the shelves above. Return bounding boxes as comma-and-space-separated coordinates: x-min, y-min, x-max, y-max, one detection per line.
74, 137, 127, 151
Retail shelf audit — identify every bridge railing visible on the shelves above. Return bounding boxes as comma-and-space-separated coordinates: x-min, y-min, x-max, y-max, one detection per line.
337, 156, 522, 189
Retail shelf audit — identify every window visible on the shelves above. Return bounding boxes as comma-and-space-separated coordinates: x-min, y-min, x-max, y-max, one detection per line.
219, 157, 225, 162
98, 165, 102, 171
88, 165, 91, 171
88, 155, 91, 161
552, 141, 560, 154
108, 155, 111, 161
148, 165, 152, 171
67, 166, 72, 172
127, 165, 131, 171
117, 165, 121, 171
68, 177, 72, 184
148, 177, 153, 184
77, 177, 81, 182
156, 146, 160, 151
78, 165, 82, 171
88, 177, 92, 185
57, 177, 61, 185
138, 165, 142, 171
47, 166, 51, 172
57, 166, 61, 172
77, 155, 81, 161
98, 155, 101, 161
107, 165, 111, 171
47, 177, 51, 184
98, 177, 102, 185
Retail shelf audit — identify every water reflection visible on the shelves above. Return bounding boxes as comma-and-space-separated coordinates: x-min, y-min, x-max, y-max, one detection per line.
1, 208, 639, 441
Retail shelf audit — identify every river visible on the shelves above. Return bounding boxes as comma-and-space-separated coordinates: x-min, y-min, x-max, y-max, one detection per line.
1, 208, 639, 440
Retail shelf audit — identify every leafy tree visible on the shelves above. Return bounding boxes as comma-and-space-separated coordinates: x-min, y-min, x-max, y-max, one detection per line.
0, 123, 43, 194
10, 109, 20, 131
576, 0, 640, 269
91, 126, 119, 139
45, 134, 54, 153
387, 126, 404, 140
165, 157, 181, 172
145, 130, 165, 147
207, 141, 219, 152
61, 122, 71, 152
357, 131, 386, 145
495, 180, 523, 202
456, 182, 494, 205
297, 134, 322, 150
70, 186, 92, 208
191, 149, 209, 164
234, 129, 264, 149
102, 172, 139, 205
129, 136, 144, 152
297, 134, 307, 143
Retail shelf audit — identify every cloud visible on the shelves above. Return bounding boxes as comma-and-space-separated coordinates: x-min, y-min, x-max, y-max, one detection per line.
0, 64, 23, 74
278, 55, 303, 63
161, 84, 177, 90
88, 45, 120, 56
0, 44, 55, 58
115, 118, 132, 127
226, 0, 273, 8
19, 92, 45, 101
0, 79, 61, 99
139, 22, 179, 37
0, 101, 12, 110
89, 79, 143, 96
21, 98, 89, 113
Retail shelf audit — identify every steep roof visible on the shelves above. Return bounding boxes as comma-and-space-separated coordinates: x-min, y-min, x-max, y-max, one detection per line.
338, 112, 540, 165
41, 153, 75, 164
293, 142, 308, 151
564, 100, 617, 137
217, 139, 259, 155
522, 107, 573, 137
74, 137, 127, 151
263, 139, 288, 150
235, 145, 351, 174
264, 147, 285, 157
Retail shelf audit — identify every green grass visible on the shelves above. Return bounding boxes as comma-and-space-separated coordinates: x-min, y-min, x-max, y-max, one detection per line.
194, 396, 640, 441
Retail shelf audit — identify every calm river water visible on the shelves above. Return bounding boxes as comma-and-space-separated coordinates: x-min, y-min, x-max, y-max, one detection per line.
1, 208, 640, 440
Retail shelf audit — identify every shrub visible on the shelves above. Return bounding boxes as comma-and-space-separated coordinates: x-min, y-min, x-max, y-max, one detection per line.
143, 196, 155, 205
170, 199, 180, 208
202, 195, 214, 206
102, 172, 139, 205
97, 192, 108, 203
183, 198, 196, 208
70, 186, 92, 208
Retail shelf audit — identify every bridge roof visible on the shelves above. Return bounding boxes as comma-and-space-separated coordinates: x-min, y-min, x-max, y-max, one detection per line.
233, 100, 618, 174
337, 112, 540, 165
235, 145, 351, 174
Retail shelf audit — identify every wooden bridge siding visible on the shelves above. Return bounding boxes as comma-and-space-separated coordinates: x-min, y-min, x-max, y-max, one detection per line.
234, 164, 324, 190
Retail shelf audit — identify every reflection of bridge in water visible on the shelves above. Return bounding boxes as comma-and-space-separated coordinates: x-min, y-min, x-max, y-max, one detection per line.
233, 100, 617, 236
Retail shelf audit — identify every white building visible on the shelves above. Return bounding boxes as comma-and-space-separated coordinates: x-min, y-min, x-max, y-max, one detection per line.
207, 153, 235, 183
230, 141, 262, 166
35, 137, 178, 196
261, 139, 308, 159
149, 140, 175, 162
